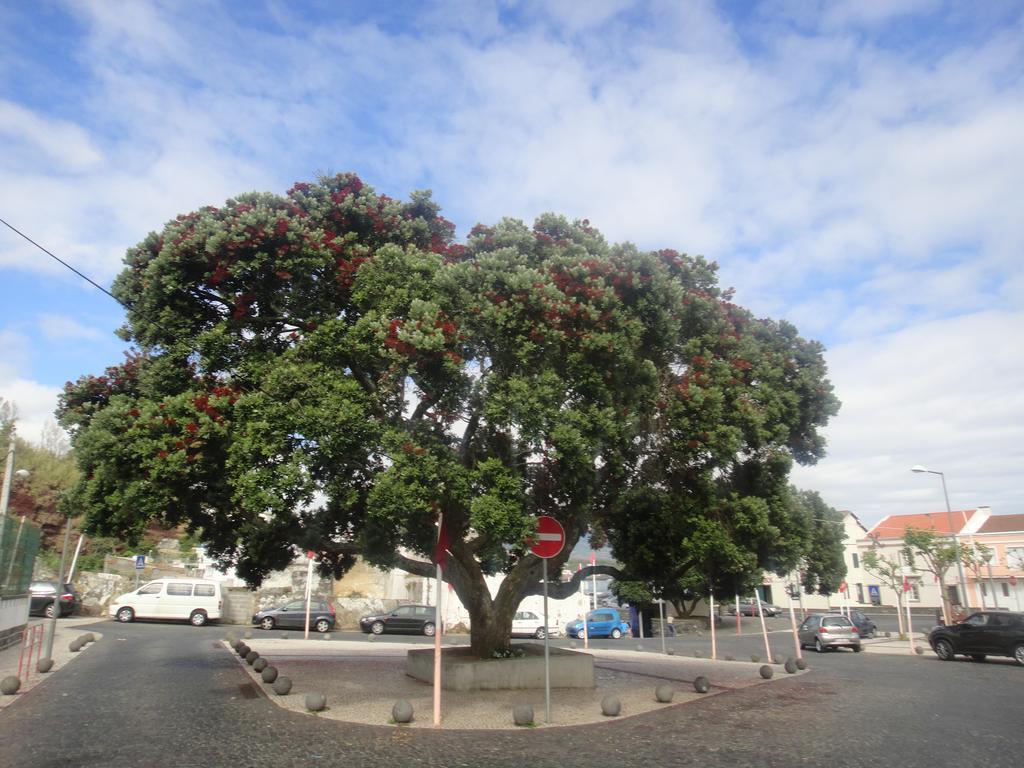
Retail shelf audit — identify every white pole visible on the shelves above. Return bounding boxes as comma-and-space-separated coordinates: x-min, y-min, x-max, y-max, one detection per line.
302, 553, 314, 640
543, 558, 551, 723
735, 593, 741, 634
905, 586, 915, 654
639, 610, 644, 640
787, 589, 802, 660
658, 598, 667, 655
709, 593, 717, 660
754, 590, 771, 661
66, 534, 85, 583
433, 558, 443, 727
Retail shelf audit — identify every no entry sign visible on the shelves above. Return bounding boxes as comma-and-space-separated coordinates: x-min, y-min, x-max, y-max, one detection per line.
528, 516, 565, 559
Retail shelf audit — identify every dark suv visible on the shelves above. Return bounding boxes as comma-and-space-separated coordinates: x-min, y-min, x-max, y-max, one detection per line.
29, 581, 78, 618
929, 611, 1024, 665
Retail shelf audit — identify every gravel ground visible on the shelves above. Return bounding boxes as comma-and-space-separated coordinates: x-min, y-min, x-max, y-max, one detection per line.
228, 636, 797, 730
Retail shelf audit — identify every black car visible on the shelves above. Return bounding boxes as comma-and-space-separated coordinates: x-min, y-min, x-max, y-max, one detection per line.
929, 610, 1024, 665
29, 581, 78, 618
359, 604, 437, 636
252, 598, 336, 633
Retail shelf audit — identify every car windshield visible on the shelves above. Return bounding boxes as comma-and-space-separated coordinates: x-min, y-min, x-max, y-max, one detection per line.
823, 617, 852, 628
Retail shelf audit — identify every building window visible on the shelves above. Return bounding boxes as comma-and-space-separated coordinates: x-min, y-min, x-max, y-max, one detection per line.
856, 583, 864, 603
981, 583, 988, 597
910, 582, 921, 602
851, 553, 859, 568
1002, 583, 1010, 597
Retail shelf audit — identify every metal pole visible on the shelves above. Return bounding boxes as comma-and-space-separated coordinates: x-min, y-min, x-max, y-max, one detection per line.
66, 534, 85, 583
787, 589, 802, 660
42, 515, 73, 662
935, 472, 971, 611
985, 559, 999, 609
658, 598, 667, 655
3, 516, 26, 587
709, 593, 717, 660
754, 590, 771, 660
543, 558, 551, 723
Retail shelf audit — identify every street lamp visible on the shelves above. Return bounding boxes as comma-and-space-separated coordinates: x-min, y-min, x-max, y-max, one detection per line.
911, 466, 972, 611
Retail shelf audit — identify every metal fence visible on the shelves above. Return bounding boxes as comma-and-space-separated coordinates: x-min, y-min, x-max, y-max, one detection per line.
0, 515, 41, 597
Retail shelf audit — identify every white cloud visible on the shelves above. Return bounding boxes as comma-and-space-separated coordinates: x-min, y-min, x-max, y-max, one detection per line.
0, 100, 103, 173
37, 314, 105, 341
0, 378, 63, 447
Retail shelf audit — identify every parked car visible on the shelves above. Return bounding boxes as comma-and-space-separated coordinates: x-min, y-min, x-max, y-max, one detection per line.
727, 598, 782, 617
929, 611, 1024, 666
252, 598, 336, 633
29, 581, 78, 618
109, 578, 223, 626
798, 613, 862, 652
819, 608, 877, 638
359, 604, 438, 636
510, 610, 563, 639
565, 609, 631, 639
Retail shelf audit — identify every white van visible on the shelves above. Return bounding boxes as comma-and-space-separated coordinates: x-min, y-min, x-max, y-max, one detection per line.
109, 578, 224, 626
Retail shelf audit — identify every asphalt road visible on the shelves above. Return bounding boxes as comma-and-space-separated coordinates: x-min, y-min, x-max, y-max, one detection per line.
1, 619, 1021, 768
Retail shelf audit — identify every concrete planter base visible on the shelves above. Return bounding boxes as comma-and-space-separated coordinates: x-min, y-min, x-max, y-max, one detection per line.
406, 644, 595, 691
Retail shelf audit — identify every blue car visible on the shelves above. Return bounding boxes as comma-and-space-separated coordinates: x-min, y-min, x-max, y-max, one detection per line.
566, 609, 630, 639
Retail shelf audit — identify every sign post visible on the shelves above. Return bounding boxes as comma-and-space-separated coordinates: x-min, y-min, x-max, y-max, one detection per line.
303, 551, 315, 640
528, 516, 565, 725
134, 554, 145, 589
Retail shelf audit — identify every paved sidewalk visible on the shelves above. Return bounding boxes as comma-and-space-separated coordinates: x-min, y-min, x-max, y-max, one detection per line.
228, 633, 805, 730
0, 617, 104, 709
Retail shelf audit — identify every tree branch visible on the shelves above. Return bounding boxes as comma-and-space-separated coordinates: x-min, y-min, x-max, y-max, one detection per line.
521, 564, 622, 599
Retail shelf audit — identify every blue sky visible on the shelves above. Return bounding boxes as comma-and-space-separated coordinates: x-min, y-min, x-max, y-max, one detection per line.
1, 0, 1022, 527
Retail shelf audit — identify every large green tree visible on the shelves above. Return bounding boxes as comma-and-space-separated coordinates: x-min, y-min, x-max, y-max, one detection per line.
58, 174, 839, 656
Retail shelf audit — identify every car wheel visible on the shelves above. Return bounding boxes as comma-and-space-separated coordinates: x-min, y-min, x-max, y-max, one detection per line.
1013, 643, 1024, 666
315, 619, 331, 634
260, 617, 275, 631
423, 622, 436, 637
969, 654, 986, 662
44, 603, 56, 619
934, 638, 955, 661
610, 628, 622, 639
534, 627, 547, 639
815, 638, 825, 653
190, 610, 208, 627
116, 607, 135, 623
853, 645, 862, 653
371, 621, 384, 635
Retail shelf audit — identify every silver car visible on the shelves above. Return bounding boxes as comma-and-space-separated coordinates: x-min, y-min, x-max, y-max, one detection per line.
798, 613, 862, 653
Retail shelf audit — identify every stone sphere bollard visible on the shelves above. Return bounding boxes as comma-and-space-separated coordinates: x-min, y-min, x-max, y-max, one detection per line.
253, 658, 268, 672
1, 676, 21, 695
915, 646, 924, 655
226, 633, 237, 644
693, 676, 710, 694
244, 630, 253, 639
601, 695, 621, 717
69, 640, 82, 653
773, 654, 783, 665
759, 664, 774, 679
237, 643, 250, 656
667, 647, 675, 656
245, 651, 259, 665
696, 630, 703, 637
322, 633, 331, 641
37, 658, 54, 673
261, 666, 278, 684
280, 633, 289, 640
392, 699, 414, 724
795, 658, 808, 670
724, 654, 735, 661
750, 654, 760, 663
884, 631, 891, 638
636, 644, 644, 652
512, 704, 534, 726
693, 649, 703, 658
82, 633, 95, 643
305, 692, 327, 712
232, 639, 244, 651
655, 685, 674, 703
569, 641, 577, 649
272, 676, 292, 695
784, 658, 798, 674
